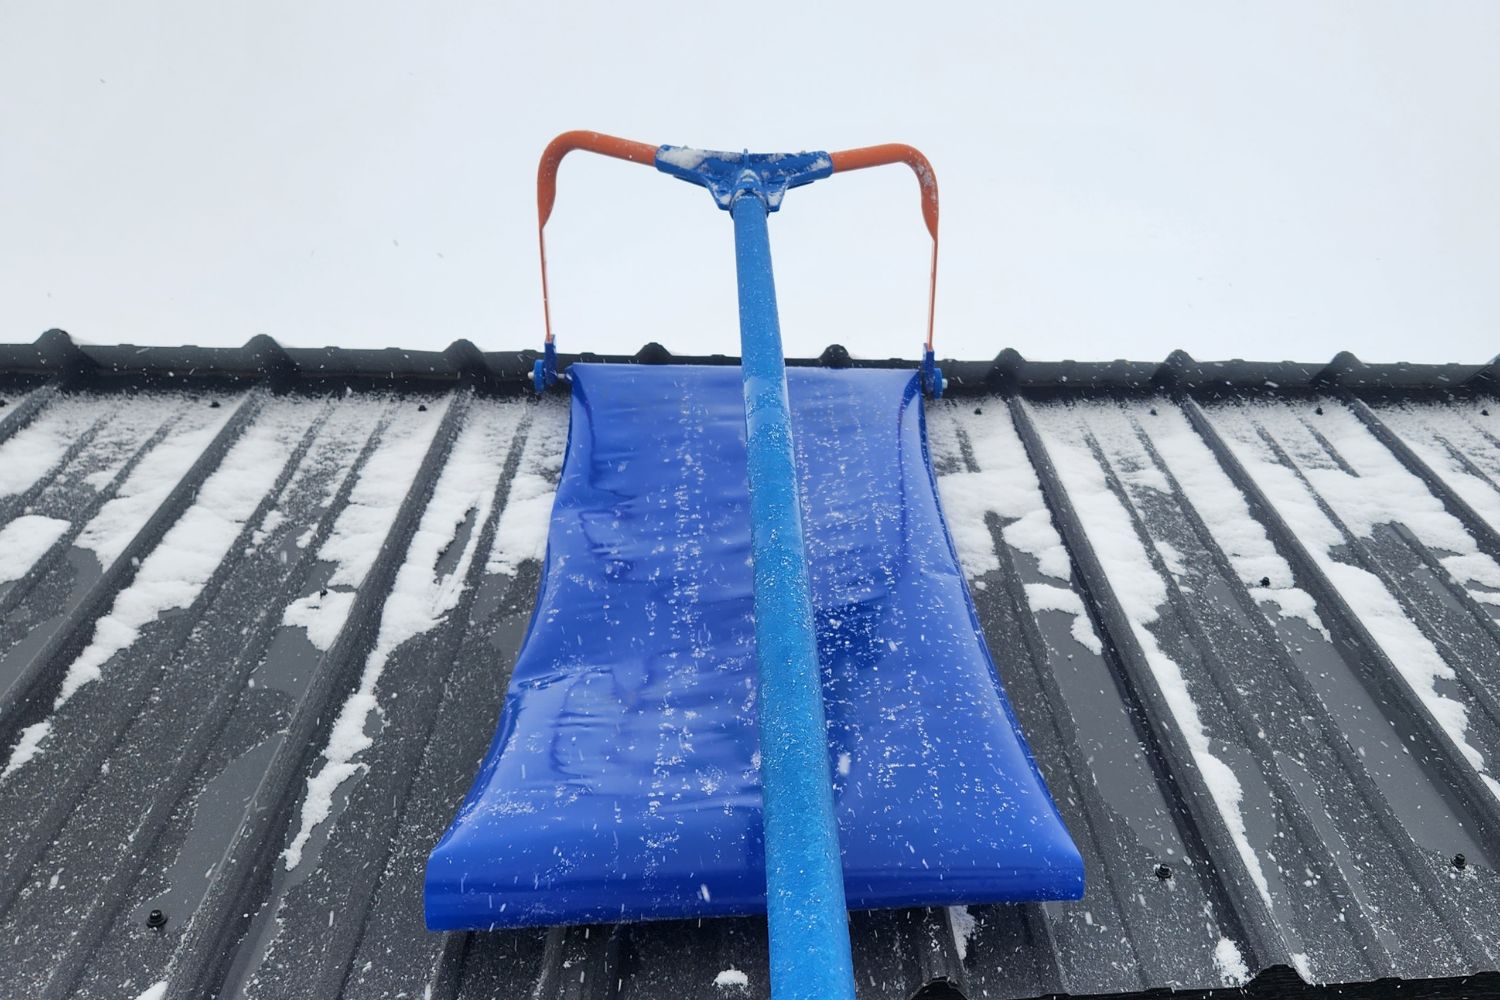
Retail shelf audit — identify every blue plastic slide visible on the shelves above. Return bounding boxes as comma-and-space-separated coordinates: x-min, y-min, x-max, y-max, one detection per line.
425, 364, 1083, 930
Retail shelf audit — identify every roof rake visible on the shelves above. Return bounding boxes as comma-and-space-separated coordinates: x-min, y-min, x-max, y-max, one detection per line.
424, 133, 1083, 1000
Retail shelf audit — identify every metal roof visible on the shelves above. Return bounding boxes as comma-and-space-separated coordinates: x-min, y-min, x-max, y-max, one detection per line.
1, 330, 1499, 999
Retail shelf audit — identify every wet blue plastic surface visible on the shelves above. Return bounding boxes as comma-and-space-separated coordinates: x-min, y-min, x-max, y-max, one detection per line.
424, 365, 1083, 930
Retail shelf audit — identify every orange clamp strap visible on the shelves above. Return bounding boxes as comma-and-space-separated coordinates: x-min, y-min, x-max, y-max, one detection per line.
537, 131, 659, 343
828, 144, 940, 352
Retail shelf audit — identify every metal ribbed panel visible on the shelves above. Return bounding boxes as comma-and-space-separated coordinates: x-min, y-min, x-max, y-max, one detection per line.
0, 351, 1497, 999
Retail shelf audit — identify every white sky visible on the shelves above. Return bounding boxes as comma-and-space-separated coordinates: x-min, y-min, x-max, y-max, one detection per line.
2, 3, 1496, 364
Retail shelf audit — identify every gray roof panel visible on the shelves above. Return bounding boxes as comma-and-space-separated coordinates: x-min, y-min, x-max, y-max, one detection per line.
0, 333, 1498, 999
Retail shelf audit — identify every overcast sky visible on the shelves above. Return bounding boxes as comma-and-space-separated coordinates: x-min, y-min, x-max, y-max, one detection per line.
2, 3, 1497, 364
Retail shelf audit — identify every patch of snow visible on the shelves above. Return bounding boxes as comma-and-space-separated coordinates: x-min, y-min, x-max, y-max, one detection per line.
1291, 951, 1313, 982
657, 146, 709, 170
948, 904, 976, 961
1286, 400, 1500, 601
1132, 400, 1329, 638
1374, 399, 1500, 537
75, 398, 239, 565
249, 507, 286, 548
0, 402, 308, 777
929, 403, 1073, 574
929, 403, 1101, 654
134, 983, 167, 1000
0, 721, 50, 780
1213, 936, 1249, 985
713, 967, 749, 990
1027, 400, 1275, 908
280, 399, 448, 648
836, 751, 852, 776
1023, 583, 1103, 653
1205, 399, 1492, 780
281, 590, 357, 651
0, 397, 98, 497
0, 514, 69, 584
53, 406, 307, 705
488, 397, 568, 575
284, 400, 519, 869
1152, 538, 1188, 577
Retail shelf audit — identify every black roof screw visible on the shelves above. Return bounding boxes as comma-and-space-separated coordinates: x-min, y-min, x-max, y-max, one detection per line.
1314, 405, 1324, 416
146, 908, 167, 929
1483, 409, 1491, 417
1260, 576, 1271, 588
1149, 408, 1158, 416
0, 399, 7, 407
209, 399, 221, 409
1454, 853, 1468, 870
418, 403, 428, 412
1154, 864, 1172, 880
973, 407, 982, 416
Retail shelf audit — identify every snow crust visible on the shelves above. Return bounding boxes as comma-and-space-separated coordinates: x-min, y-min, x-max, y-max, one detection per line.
1205, 399, 1493, 779
1027, 400, 1275, 907
134, 983, 167, 1000
487, 397, 568, 575
1, 401, 311, 778
284, 399, 521, 869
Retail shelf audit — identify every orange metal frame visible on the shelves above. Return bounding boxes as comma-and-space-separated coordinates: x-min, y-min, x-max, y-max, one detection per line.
535, 132, 940, 353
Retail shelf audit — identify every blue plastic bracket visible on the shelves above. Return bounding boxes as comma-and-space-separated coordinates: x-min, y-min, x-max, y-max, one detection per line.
531, 339, 560, 394
921, 346, 944, 399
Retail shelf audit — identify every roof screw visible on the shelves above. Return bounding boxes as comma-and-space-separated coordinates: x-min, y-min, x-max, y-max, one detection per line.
209, 400, 221, 409
1483, 409, 1491, 417
1154, 864, 1172, 880
1454, 853, 1468, 870
0, 399, 7, 407
1149, 408, 1158, 416
418, 403, 428, 412
146, 908, 168, 929
1260, 576, 1271, 588
1314, 405, 1324, 416
973, 408, 982, 416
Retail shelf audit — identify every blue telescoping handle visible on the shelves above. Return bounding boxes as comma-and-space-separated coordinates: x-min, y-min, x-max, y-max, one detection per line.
730, 191, 858, 1000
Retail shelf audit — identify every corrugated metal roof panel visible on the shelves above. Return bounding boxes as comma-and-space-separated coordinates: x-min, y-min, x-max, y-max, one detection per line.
0, 334, 1498, 999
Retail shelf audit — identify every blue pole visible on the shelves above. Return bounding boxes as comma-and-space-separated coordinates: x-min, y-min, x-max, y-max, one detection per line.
730, 190, 857, 1000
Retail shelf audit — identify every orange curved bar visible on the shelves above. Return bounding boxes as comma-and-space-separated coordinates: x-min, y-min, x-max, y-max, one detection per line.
537, 131, 658, 343
828, 144, 940, 351
538, 130, 658, 228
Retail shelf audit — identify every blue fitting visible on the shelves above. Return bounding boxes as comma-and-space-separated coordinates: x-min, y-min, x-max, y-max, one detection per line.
656, 146, 832, 212
921, 346, 944, 399
532, 339, 560, 393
